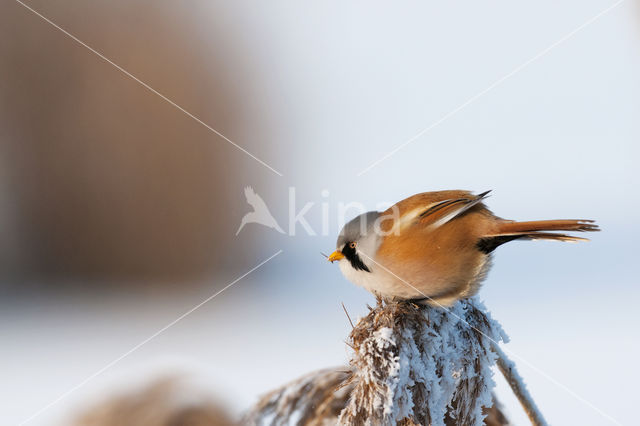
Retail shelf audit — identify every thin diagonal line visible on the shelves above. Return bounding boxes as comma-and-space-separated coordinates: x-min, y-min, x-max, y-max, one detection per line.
19, 250, 283, 426
357, 0, 624, 176
357, 251, 622, 425
13, 0, 283, 177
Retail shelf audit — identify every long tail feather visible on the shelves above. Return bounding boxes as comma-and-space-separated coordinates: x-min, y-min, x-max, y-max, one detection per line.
496, 219, 599, 234
478, 219, 599, 253
503, 232, 589, 242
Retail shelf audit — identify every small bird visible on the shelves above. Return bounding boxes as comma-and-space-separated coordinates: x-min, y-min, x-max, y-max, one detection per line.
328, 190, 598, 306
236, 186, 284, 235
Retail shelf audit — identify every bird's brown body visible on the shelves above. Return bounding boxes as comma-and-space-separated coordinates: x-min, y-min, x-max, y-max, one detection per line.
330, 190, 598, 305
377, 191, 497, 303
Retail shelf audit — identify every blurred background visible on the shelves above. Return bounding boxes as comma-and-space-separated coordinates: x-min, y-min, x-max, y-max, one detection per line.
1, 0, 639, 424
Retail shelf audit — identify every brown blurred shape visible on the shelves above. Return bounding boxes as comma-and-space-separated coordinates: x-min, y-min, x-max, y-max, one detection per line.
73, 377, 236, 426
0, 1, 252, 286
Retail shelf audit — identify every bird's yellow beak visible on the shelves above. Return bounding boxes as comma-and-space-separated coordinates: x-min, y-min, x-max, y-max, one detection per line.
328, 251, 344, 262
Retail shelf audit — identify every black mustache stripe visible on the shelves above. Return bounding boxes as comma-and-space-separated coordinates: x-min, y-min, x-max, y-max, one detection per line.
342, 243, 371, 272
349, 254, 371, 272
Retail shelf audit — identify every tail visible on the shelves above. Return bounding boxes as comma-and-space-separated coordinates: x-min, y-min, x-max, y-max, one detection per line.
477, 219, 599, 253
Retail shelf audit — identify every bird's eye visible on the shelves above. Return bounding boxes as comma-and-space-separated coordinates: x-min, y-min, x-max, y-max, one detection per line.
349, 242, 356, 249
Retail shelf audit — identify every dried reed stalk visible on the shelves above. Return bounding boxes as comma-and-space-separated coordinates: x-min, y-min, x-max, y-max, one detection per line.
245, 367, 354, 425
493, 345, 547, 426
249, 297, 517, 426
338, 298, 507, 425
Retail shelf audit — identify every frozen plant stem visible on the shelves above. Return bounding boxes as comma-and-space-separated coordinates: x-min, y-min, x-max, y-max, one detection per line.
338, 298, 508, 425
493, 345, 547, 426
247, 298, 544, 426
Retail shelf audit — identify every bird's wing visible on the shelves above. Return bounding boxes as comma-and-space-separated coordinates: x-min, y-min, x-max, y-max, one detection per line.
244, 186, 270, 212
418, 190, 491, 229
385, 190, 491, 233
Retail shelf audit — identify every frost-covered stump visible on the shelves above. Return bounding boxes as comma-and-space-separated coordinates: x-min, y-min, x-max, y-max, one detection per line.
338, 298, 506, 426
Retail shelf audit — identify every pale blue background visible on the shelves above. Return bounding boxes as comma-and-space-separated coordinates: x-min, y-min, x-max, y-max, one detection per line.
2, 1, 638, 425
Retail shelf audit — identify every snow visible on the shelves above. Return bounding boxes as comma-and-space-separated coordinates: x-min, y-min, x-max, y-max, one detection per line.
247, 297, 538, 425
339, 298, 508, 425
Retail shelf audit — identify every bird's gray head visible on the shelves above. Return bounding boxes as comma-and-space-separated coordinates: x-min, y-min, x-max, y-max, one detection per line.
329, 211, 381, 272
